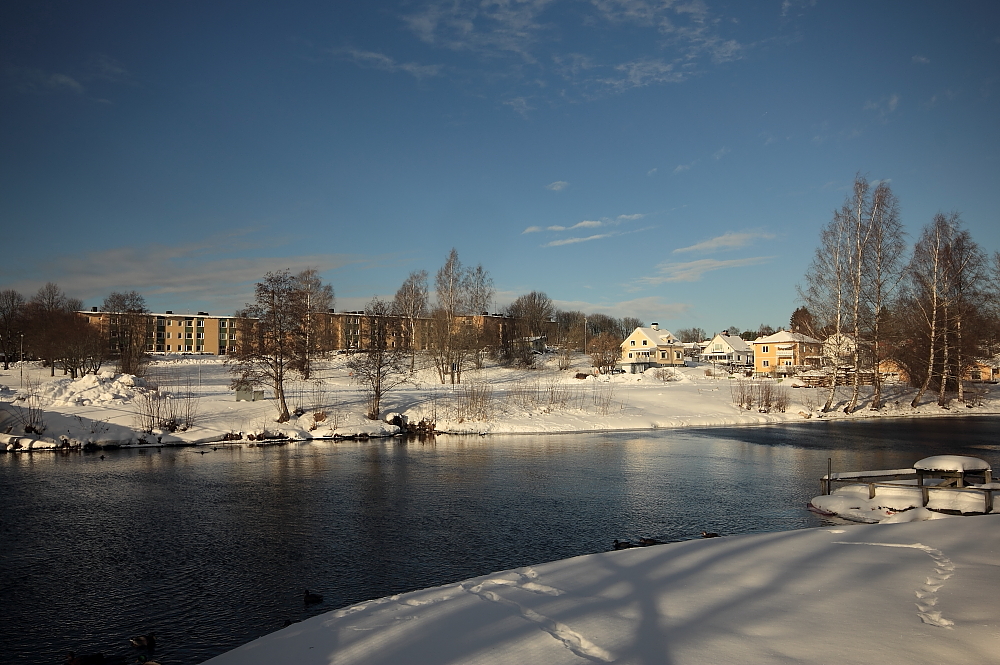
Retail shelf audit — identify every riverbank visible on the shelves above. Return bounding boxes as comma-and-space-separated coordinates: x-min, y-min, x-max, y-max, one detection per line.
202, 514, 1000, 665
1, 354, 997, 447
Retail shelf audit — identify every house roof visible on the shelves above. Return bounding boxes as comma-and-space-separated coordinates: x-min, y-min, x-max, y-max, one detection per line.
752, 330, 822, 345
706, 333, 752, 354
620, 327, 680, 349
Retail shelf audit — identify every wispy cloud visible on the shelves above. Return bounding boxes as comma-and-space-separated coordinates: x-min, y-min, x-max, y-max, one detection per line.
647, 167, 658, 176
546, 180, 569, 191
393, 0, 746, 102
522, 225, 543, 234
636, 256, 775, 285
673, 162, 694, 174
713, 146, 730, 160
5, 66, 84, 94
505, 96, 534, 116
864, 93, 900, 120
912, 55, 930, 64
545, 233, 615, 247
0, 233, 370, 313
673, 231, 774, 254
343, 49, 441, 79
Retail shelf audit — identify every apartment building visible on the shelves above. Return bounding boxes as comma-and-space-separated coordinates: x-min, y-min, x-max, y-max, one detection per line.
81, 309, 240, 355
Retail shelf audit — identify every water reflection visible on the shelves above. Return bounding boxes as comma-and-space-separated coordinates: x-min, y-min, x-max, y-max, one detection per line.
0, 417, 996, 665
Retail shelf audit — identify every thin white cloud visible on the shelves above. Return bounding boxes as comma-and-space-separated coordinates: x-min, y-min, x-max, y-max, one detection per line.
673, 162, 694, 174
0, 235, 368, 313
505, 97, 534, 116
864, 93, 900, 120
344, 49, 441, 79
545, 233, 615, 247
713, 146, 730, 160
522, 226, 543, 234
636, 256, 775, 285
6, 66, 84, 94
546, 180, 569, 191
912, 55, 930, 64
647, 167, 658, 176
673, 231, 774, 254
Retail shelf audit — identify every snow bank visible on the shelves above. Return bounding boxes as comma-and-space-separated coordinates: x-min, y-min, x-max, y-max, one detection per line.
29, 372, 150, 407
202, 515, 1000, 665
914, 455, 992, 472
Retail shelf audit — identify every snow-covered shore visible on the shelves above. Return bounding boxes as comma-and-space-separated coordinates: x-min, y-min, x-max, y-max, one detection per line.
1, 354, 998, 448
202, 514, 1000, 665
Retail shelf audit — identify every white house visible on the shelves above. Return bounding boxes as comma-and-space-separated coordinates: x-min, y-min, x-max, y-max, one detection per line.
620, 323, 686, 373
700, 333, 754, 367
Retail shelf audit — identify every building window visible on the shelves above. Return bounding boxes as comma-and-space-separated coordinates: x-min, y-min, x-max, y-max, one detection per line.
630, 340, 635, 346
628, 352, 633, 358
761, 345, 769, 353
642, 340, 647, 346
220, 320, 227, 327
762, 360, 770, 367
186, 332, 193, 339
784, 360, 792, 366
675, 351, 682, 359
197, 320, 204, 327
196, 333, 204, 339
661, 352, 667, 359
166, 345, 171, 351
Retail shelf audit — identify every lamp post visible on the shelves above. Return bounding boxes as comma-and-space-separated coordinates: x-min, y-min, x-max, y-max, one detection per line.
20, 332, 24, 390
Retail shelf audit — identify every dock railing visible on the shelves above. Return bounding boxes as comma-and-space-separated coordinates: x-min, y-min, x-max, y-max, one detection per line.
821, 458, 995, 513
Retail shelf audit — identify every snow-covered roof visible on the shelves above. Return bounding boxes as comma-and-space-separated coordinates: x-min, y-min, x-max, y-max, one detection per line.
705, 333, 751, 354
621, 327, 680, 348
752, 330, 822, 345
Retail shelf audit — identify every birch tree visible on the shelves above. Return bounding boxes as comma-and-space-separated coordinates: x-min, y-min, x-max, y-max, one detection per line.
939, 223, 986, 405
801, 206, 848, 411
908, 214, 953, 407
0, 289, 25, 370
392, 270, 429, 372
290, 268, 334, 380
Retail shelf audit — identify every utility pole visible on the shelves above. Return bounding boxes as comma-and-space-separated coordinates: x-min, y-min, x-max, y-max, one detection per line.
583, 316, 588, 356
20, 333, 24, 390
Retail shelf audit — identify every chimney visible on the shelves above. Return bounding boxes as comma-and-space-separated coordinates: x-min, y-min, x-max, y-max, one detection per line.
91, 306, 98, 312
651, 322, 659, 330
165, 310, 173, 314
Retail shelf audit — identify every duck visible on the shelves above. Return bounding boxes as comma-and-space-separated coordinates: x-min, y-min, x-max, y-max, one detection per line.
700, 531, 720, 538
129, 632, 156, 649
638, 537, 663, 546
613, 539, 635, 550
283, 618, 301, 627
303, 589, 323, 604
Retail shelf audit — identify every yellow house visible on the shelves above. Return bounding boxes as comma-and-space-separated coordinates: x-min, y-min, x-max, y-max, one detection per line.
620, 323, 685, 373
752, 330, 822, 376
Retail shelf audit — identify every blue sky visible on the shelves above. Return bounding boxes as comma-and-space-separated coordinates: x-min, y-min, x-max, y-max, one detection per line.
2, 1, 998, 335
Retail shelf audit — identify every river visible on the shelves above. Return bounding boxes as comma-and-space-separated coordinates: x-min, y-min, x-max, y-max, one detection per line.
1, 416, 997, 664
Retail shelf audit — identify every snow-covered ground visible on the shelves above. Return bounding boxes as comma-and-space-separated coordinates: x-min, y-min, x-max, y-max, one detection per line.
1, 352, 998, 447
202, 514, 1000, 665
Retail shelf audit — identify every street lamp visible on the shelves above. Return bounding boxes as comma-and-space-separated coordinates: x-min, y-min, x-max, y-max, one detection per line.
20, 332, 24, 390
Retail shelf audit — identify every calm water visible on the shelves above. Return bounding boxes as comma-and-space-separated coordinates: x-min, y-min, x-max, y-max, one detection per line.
1, 417, 997, 664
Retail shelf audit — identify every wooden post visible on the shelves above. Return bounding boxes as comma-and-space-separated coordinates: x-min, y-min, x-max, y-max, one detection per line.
824, 458, 832, 495
986, 489, 993, 514
868, 483, 875, 500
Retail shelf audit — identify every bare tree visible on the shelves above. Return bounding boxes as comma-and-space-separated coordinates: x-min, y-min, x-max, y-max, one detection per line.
801, 200, 849, 411
346, 298, 408, 419
940, 222, 986, 405
863, 184, 905, 409
589, 333, 620, 374
289, 269, 334, 380
0, 289, 25, 370
676, 327, 707, 343
102, 290, 150, 377
228, 270, 302, 422
430, 249, 492, 383
392, 270, 429, 372
908, 214, 953, 407
27, 283, 84, 376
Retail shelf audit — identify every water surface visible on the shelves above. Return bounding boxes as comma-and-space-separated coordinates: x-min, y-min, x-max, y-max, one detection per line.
1, 416, 996, 664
